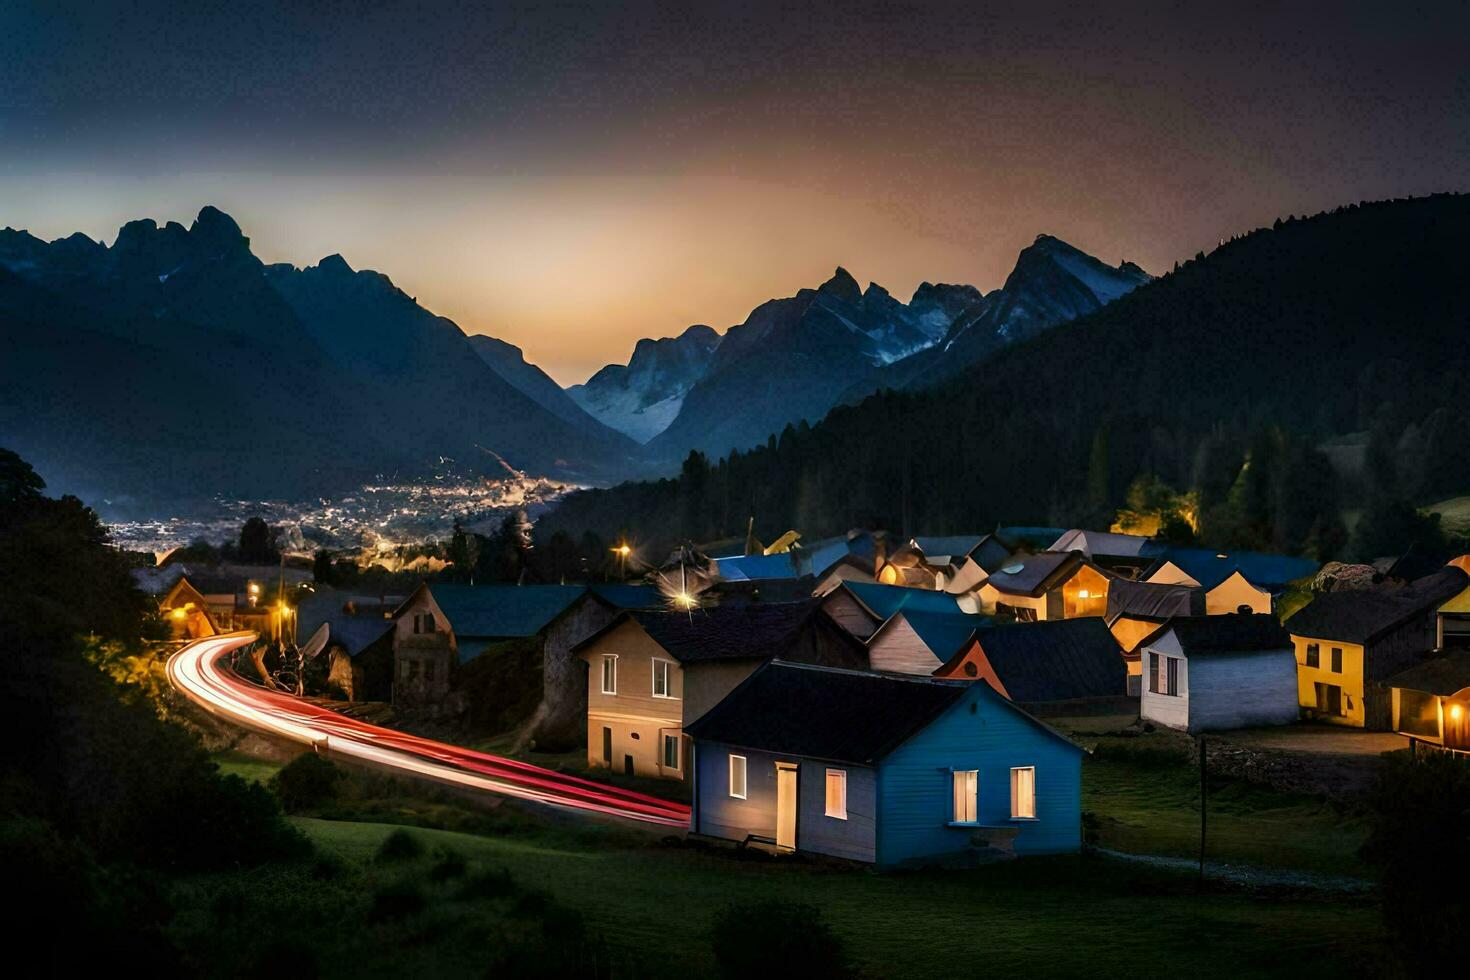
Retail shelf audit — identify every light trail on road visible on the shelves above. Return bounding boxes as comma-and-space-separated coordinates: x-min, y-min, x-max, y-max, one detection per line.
168, 633, 691, 828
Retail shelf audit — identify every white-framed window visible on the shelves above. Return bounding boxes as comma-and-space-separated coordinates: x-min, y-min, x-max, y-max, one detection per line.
728, 754, 747, 799
1011, 766, 1036, 819
1149, 653, 1180, 696
825, 769, 847, 820
651, 658, 677, 699
661, 732, 681, 771
952, 769, 978, 823
600, 655, 617, 695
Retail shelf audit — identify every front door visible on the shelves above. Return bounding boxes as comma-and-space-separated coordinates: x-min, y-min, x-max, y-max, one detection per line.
602, 727, 612, 764
1316, 682, 1343, 717
775, 762, 798, 850
624, 754, 635, 777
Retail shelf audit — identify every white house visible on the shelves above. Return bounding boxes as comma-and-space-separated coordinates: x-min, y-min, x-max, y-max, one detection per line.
1138, 614, 1297, 733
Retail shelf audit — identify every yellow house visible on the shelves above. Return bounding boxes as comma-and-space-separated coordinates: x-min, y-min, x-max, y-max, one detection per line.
975, 552, 1112, 621
1384, 651, 1470, 752
1283, 568, 1467, 729
572, 601, 868, 781
159, 576, 219, 639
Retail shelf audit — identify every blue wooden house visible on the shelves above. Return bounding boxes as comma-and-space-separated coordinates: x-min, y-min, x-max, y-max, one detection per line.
685, 661, 1083, 867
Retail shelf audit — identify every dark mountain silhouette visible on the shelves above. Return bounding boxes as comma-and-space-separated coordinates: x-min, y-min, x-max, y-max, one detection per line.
466, 333, 631, 444
0, 208, 634, 504
540, 195, 1470, 555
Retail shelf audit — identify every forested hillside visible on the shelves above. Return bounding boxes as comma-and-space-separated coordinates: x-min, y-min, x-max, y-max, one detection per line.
540, 195, 1470, 560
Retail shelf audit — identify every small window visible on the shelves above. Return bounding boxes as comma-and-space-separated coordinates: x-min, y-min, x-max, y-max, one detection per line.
661, 733, 681, 771
600, 655, 617, 695
728, 755, 747, 799
1305, 643, 1320, 668
952, 769, 978, 823
652, 659, 676, 699
964, 662, 978, 677
1330, 647, 1343, 673
1166, 656, 1179, 696
1011, 766, 1036, 819
825, 769, 847, 820
1148, 652, 1160, 694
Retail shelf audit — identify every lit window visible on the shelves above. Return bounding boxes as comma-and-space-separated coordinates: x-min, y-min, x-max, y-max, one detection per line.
729, 754, 747, 799
652, 659, 676, 698
601, 655, 617, 695
1011, 766, 1036, 819
952, 769, 977, 823
661, 733, 681, 771
825, 769, 847, 820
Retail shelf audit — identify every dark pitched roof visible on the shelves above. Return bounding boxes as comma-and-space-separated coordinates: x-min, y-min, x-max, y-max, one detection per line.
685, 661, 970, 763
1285, 568, 1468, 645
321, 617, 394, 658
838, 582, 964, 620
983, 551, 1083, 596
608, 599, 823, 663
1384, 651, 1470, 697
960, 617, 1124, 702
888, 610, 989, 662
1106, 578, 1205, 622
1154, 614, 1291, 656
405, 583, 588, 639
1147, 547, 1320, 592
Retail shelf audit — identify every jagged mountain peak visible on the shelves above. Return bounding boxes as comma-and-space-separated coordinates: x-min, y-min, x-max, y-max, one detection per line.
189, 205, 248, 254
818, 266, 862, 305
315, 252, 354, 275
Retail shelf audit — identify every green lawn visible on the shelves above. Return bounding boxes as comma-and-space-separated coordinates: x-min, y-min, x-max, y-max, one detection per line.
212, 750, 285, 784
297, 817, 1378, 979
1082, 754, 1370, 877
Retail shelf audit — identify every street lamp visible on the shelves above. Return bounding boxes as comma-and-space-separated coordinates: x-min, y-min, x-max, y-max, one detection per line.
611, 543, 631, 580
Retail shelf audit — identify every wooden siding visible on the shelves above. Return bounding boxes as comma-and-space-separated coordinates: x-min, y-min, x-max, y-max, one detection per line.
692, 741, 877, 862
875, 685, 1082, 866
867, 614, 945, 675
822, 590, 881, 639
1144, 631, 1297, 732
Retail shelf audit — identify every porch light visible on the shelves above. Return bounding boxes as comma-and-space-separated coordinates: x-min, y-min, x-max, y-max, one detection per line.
1452, 704, 1464, 721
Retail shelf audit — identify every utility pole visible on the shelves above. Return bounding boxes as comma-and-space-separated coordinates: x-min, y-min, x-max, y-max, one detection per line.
1198, 735, 1208, 885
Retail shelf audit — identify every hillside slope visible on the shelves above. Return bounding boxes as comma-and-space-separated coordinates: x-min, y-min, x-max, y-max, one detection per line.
540, 195, 1470, 551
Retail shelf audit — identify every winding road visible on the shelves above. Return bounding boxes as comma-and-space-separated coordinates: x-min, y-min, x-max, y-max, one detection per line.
168, 633, 691, 828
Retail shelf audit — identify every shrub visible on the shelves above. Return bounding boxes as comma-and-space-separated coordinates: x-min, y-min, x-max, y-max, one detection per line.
374, 829, 424, 863
429, 849, 467, 882
708, 901, 852, 980
368, 880, 426, 923
1362, 750, 1470, 973
269, 753, 344, 814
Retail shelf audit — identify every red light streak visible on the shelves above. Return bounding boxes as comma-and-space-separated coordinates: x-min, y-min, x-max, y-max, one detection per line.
168, 634, 690, 828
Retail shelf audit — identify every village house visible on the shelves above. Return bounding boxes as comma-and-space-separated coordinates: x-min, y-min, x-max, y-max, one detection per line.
1284, 566, 1468, 729
300, 617, 395, 702
1103, 578, 1205, 692
387, 582, 658, 715
1048, 528, 1161, 578
1143, 547, 1319, 614
820, 581, 966, 640
939, 533, 1020, 596
572, 600, 867, 781
714, 530, 884, 592
866, 609, 991, 675
1137, 614, 1297, 733
974, 551, 1113, 621
685, 661, 1084, 866
932, 617, 1127, 706
1384, 651, 1470, 753
158, 575, 220, 639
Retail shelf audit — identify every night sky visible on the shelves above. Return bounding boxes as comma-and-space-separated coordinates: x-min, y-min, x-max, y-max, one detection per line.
3, 1, 1467, 383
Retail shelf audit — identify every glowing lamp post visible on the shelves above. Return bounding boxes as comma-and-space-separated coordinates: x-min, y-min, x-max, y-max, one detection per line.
611, 543, 632, 580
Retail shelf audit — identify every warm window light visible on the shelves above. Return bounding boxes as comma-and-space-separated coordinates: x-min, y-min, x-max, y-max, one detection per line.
1077, 589, 1091, 599
1452, 704, 1465, 721
170, 608, 187, 620
248, 583, 260, 595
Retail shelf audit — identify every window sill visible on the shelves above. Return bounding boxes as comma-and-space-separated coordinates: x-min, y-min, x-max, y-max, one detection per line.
1009, 816, 1040, 823
651, 694, 681, 701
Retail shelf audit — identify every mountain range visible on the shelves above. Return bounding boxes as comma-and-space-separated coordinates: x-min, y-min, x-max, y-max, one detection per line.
1, 205, 1149, 506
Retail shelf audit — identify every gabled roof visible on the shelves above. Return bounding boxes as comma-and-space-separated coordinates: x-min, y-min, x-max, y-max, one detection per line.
578, 599, 824, 664
1049, 529, 1159, 559
321, 617, 394, 658
1148, 614, 1291, 657
1147, 547, 1320, 592
1106, 577, 1205, 622
995, 526, 1067, 551
587, 584, 662, 609
713, 532, 879, 583
882, 610, 989, 662
838, 581, 964, 620
1384, 651, 1470, 697
955, 617, 1124, 701
1285, 567, 1468, 645
983, 551, 1090, 597
410, 584, 586, 638
908, 535, 986, 562
686, 661, 1082, 764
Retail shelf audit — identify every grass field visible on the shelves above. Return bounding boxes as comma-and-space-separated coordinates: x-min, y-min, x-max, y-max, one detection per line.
212, 749, 285, 784
295, 816, 1379, 979
1082, 755, 1370, 876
